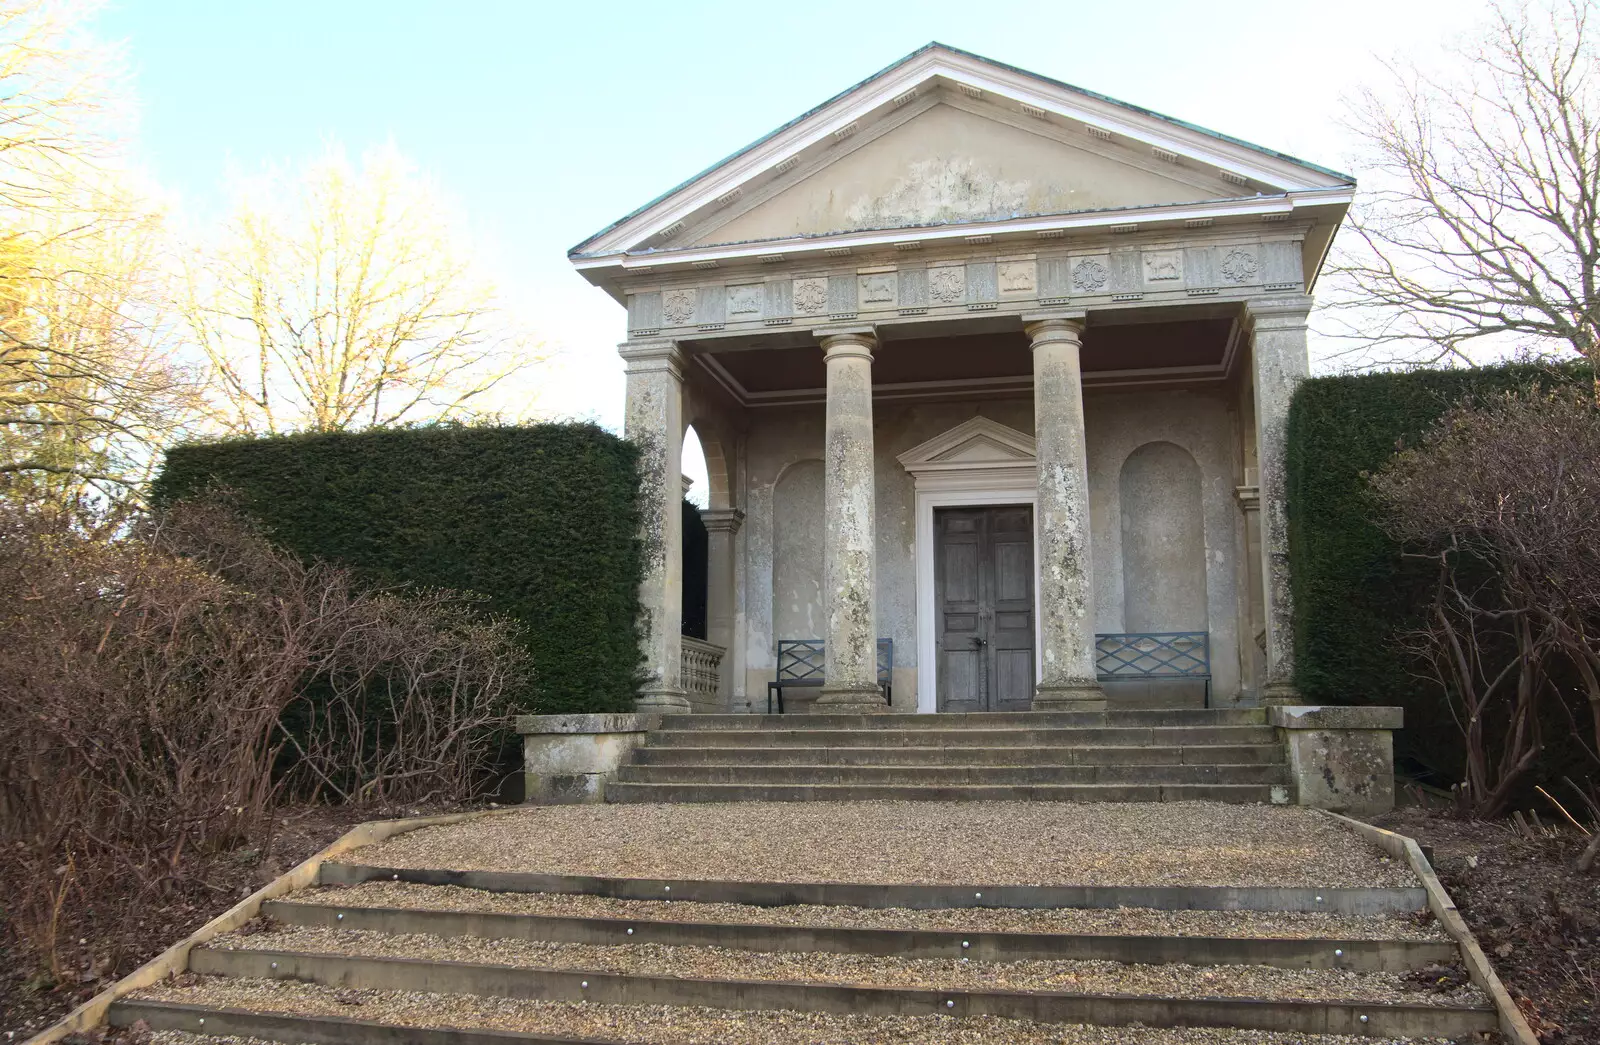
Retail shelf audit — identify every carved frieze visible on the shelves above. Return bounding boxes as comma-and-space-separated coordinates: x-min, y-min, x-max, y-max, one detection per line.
898, 265, 928, 313
793, 277, 828, 315
928, 264, 965, 304
998, 259, 1037, 296
661, 288, 696, 326
627, 291, 662, 333
1071, 258, 1109, 292
764, 279, 793, 324
965, 261, 997, 309
1220, 247, 1259, 284
859, 272, 896, 308
1143, 250, 1183, 283
696, 285, 726, 328
728, 284, 764, 316
1108, 251, 1142, 294
1038, 257, 1071, 303
827, 275, 857, 317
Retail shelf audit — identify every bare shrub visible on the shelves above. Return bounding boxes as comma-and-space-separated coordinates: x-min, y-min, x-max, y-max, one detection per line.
0, 496, 527, 980
1371, 388, 1600, 849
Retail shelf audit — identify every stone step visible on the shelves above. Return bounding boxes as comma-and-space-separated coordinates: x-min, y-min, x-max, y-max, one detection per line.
164, 945, 1496, 1039
613, 763, 1290, 787
316, 862, 1430, 915
663, 709, 1266, 729
632, 743, 1285, 767
263, 897, 1456, 971
644, 725, 1277, 748
604, 781, 1290, 804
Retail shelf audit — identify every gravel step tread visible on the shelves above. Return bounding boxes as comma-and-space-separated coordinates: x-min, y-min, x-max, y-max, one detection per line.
293, 881, 1449, 941
205, 925, 1488, 1007
346, 803, 1414, 889
127, 980, 1473, 1045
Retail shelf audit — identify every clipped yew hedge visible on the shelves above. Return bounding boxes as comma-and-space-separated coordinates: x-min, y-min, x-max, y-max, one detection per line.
1285, 359, 1589, 771
153, 423, 645, 714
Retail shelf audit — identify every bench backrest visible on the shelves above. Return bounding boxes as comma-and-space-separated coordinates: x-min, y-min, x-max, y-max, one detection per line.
1094, 632, 1210, 680
775, 638, 893, 684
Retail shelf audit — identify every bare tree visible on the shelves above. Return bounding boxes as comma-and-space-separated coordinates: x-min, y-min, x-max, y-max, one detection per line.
181, 145, 543, 435
1327, 1, 1600, 393
1371, 387, 1600, 859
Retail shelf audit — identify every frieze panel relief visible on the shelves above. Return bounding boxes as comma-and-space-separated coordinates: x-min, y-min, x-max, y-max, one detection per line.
623, 235, 1302, 332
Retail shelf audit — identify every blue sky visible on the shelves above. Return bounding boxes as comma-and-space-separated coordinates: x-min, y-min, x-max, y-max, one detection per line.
92, 0, 1482, 494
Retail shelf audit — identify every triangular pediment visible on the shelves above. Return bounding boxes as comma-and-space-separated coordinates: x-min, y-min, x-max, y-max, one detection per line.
691, 102, 1240, 247
898, 416, 1036, 475
571, 44, 1354, 264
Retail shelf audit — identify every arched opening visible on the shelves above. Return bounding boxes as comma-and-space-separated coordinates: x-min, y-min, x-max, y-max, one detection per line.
680, 425, 709, 640
1119, 441, 1207, 632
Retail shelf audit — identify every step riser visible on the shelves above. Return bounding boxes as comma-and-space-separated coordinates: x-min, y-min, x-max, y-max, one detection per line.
318, 863, 1429, 915
263, 901, 1456, 972
633, 744, 1285, 767
615, 765, 1289, 786
187, 948, 1495, 1038
606, 782, 1290, 804
647, 727, 1277, 748
664, 710, 1266, 729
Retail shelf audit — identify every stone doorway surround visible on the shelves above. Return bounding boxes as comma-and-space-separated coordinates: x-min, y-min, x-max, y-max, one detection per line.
898, 416, 1041, 714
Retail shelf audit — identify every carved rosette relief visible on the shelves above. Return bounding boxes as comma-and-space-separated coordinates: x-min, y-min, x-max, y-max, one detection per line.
1221, 248, 1260, 284
793, 277, 828, 315
1143, 251, 1183, 282
728, 284, 764, 315
928, 266, 965, 304
997, 260, 1037, 295
661, 289, 696, 326
1071, 259, 1108, 292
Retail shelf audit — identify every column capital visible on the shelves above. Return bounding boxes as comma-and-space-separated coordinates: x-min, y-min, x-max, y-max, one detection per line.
1023, 313, 1086, 347
818, 325, 877, 363
700, 507, 745, 535
618, 338, 686, 377
1246, 295, 1314, 330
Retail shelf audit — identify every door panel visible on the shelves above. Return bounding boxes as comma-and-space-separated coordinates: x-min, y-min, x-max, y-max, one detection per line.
935, 505, 1035, 712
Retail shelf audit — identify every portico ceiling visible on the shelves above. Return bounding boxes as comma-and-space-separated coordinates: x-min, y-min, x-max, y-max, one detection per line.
696, 311, 1242, 407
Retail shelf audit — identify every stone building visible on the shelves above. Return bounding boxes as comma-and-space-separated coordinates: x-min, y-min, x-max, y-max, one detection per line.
569, 44, 1352, 716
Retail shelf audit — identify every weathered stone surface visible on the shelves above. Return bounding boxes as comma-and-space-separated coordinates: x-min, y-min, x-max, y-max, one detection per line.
621, 339, 689, 713
518, 714, 657, 805
1027, 315, 1104, 711
1248, 298, 1312, 705
816, 329, 884, 711
1270, 705, 1400, 816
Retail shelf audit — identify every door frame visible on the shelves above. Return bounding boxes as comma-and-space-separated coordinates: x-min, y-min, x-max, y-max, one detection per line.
898, 416, 1043, 714
915, 486, 1041, 714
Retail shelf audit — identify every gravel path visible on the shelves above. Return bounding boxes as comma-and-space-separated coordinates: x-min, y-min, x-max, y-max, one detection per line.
208, 925, 1486, 1006
345, 803, 1416, 888
298, 881, 1447, 941
136, 979, 1472, 1045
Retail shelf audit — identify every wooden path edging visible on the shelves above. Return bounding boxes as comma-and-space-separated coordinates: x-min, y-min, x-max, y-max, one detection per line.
1319, 810, 1540, 1045
21, 807, 519, 1045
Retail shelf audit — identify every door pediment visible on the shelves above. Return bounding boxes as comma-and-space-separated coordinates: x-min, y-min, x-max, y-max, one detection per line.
899, 416, 1036, 484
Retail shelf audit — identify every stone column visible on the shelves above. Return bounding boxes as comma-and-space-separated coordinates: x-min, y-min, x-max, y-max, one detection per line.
816, 327, 884, 712
1026, 315, 1104, 711
620, 338, 689, 712
1247, 297, 1312, 706
701, 507, 744, 707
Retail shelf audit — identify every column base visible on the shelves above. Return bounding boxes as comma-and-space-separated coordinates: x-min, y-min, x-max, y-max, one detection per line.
635, 687, 692, 713
812, 684, 891, 714
1261, 680, 1302, 707
1032, 678, 1106, 712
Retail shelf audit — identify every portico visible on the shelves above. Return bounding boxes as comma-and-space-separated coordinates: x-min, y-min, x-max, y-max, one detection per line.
572, 44, 1350, 716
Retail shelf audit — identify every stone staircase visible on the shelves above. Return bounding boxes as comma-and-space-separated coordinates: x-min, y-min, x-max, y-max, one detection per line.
610, 707, 1291, 804
110, 852, 1497, 1044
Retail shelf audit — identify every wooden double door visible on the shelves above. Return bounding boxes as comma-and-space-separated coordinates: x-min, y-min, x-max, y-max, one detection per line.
935, 506, 1036, 713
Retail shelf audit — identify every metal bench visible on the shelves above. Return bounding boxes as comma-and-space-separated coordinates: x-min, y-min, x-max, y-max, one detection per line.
1094, 631, 1212, 707
768, 638, 893, 714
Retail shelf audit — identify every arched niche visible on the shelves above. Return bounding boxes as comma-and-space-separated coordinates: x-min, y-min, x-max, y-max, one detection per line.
771, 459, 824, 641
1119, 441, 1207, 633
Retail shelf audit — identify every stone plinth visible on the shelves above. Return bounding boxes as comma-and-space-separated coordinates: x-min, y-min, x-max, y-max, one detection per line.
516, 713, 659, 804
1270, 705, 1402, 816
